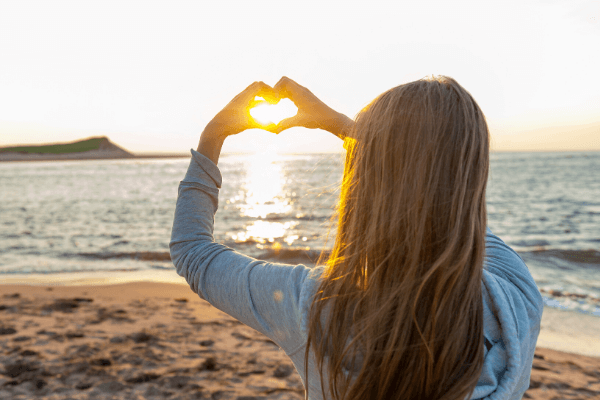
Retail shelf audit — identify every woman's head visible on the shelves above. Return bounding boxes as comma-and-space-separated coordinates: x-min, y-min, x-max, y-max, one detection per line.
305, 76, 490, 400
347, 76, 489, 265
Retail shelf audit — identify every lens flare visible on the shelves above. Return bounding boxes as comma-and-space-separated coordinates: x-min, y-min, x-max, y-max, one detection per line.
250, 98, 298, 125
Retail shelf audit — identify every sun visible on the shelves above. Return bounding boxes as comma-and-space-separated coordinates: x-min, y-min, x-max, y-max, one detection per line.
250, 98, 298, 125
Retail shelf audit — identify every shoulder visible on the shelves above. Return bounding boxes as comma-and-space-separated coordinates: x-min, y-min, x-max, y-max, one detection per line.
484, 227, 544, 323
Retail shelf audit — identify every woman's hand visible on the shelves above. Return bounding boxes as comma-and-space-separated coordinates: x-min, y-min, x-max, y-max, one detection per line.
270, 76, 354, 140
205, 81, 279, 139
198, 81, 278, 164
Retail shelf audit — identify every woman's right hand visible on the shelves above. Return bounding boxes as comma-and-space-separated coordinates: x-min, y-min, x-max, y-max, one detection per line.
270, 77, 354, 139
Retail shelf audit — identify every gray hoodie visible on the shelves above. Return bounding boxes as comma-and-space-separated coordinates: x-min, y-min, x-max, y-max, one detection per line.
170, 150, 544, 400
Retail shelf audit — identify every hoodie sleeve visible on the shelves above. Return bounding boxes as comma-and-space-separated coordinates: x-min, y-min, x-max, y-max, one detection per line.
169, 150, 315, 354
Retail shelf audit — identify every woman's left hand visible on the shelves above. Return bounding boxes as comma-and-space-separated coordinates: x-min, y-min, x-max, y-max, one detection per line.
203, 81, 279, 140
197, 81, 278, 165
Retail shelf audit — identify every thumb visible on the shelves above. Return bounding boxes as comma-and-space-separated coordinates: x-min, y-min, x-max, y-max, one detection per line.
272, 114, 305, 134
248, 99, 268, 109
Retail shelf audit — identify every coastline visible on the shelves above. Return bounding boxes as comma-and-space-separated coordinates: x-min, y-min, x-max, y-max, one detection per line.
0, 154, 190, 162
1, 279, 599, 399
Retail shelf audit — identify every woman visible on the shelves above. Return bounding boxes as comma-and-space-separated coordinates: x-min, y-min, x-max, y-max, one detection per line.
170, 76, 543, 400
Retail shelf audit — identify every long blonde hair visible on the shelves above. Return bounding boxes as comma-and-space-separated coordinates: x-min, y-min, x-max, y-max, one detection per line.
304, 76, 490, 400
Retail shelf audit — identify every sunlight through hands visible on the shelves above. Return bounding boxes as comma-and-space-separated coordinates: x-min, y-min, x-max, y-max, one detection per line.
250, 97, 298, 126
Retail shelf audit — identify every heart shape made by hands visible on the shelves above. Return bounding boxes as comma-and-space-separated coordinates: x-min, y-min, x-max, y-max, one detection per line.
250, 97, 298, 125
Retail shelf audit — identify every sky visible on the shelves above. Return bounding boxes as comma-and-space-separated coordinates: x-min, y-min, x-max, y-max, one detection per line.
0, 0, 598, 154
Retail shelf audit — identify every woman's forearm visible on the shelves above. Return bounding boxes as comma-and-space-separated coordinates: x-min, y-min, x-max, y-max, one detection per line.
197, 123, 226, 165
170, 149, 223, 299
325, 112, 355, 140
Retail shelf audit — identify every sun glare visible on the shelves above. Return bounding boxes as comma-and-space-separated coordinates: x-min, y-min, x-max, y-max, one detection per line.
250, 98, 298, 125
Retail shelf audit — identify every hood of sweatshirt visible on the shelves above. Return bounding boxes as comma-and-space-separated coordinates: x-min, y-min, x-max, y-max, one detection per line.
472, 233, 544, 399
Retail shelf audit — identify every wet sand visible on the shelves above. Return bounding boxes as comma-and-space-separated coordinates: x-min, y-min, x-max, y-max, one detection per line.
1, 282, 599, 399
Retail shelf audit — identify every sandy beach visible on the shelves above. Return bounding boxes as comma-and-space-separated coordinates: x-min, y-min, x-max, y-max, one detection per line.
1, 281, 599, 400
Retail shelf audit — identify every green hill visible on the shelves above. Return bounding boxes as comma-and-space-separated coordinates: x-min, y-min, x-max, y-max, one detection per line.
0, 137, 108, 154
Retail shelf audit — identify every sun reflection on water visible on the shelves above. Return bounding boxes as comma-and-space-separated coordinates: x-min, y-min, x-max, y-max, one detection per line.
239, 153, 290, 218
230, 152, 301, 245
232, 220, 299, 244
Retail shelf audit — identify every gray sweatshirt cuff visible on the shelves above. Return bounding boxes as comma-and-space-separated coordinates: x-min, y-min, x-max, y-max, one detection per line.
183, 149, 223, 189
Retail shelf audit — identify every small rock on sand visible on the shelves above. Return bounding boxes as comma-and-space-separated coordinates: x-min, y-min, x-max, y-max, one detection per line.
198, 357, 218, 371
46, 298, 84, 313
273, 364, 294, 378
20, 350, 38, 357
3, 361, 39, 378
0, 328, 16, 335
90, 358, 112, 366
161, 375, 191, 389
75, 381, 93, 390
130, 331, 154, 343
65, 331, 85, 339
124, 372, 160, 384
96, 380, 126, 393
109, 335, 126, 343
175, 298, 188, 303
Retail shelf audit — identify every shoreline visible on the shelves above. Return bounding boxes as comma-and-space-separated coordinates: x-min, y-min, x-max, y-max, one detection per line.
1, 281, 599, 399
2, 272, 600, 357
0, 270, 190, 287
2, 149, 598, 163
0, 154, 190, 163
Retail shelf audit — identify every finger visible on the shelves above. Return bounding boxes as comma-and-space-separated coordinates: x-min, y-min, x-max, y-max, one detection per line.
248, 99, 267, 109
242, 81, 278, 104
254, 96, 280, 105
272, 114, 304, 134
274, 76, 303, 90
273, 76, 302, 102
248, 118, 277, 132
263, 122, 277, 132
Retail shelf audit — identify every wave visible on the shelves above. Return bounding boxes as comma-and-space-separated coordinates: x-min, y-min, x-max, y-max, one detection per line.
67, 248, 600, 267
75, 251, 171, 262
256, 247, 330, 264
539, 288, 600, 302
63, 247, 329, 264
148, 264, 173, 270
524, 248, 600, 266
540, 289, 600, 317
222, 238, 265, 247
253, 247, 600, 267
261, 213, 330, 222
0, 267, 142, 275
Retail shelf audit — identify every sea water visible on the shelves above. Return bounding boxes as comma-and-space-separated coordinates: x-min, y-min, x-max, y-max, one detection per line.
1, 151, 599, 318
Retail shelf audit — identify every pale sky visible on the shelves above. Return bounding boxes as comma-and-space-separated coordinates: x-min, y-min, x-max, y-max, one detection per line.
0, 0, 598, 154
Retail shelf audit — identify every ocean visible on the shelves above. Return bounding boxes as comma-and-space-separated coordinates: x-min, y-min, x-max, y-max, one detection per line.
1, 151, 599, 319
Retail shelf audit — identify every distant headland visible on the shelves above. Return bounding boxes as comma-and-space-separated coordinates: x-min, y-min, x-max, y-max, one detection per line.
0, 137, 188, 162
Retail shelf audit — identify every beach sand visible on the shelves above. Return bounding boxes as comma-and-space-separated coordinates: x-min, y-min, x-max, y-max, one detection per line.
1, 281, 599, 400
